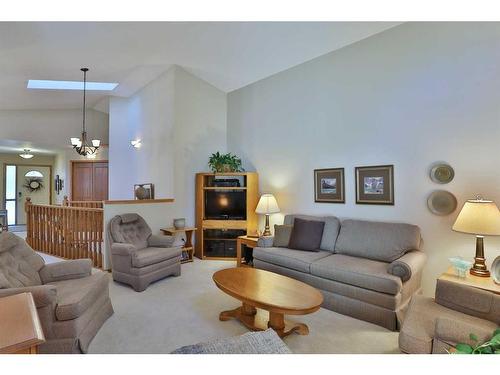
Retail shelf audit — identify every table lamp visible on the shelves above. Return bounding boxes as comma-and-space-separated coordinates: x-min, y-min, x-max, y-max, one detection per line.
452, 196, 500, 277
255, 194, 280, 236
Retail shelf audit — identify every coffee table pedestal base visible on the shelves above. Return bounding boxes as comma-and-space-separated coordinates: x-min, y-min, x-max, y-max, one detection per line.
219, 303, 309, 338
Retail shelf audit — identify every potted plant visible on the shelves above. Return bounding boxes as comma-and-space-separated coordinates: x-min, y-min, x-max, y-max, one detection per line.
208, 152, 244, 173
451, 329, 500, 354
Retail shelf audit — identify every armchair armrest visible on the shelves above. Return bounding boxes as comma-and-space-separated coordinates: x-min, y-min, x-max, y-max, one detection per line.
39, 259, 92, 283
387, 251, 426, 282
0, 285, 57, 308
148, 234, 175, 248
257, 236, 274, 248
111, 243, 136, 256
435, 316, 498, 347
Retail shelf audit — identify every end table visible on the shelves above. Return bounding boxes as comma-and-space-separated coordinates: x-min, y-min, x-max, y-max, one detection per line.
439, 266, 500, 295
236, 236, 259, 267
161, 227, 197, 263
0, 292, 45, 354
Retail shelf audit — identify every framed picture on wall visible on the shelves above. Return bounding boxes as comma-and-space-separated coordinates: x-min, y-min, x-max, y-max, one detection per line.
314, 168, 345, 203
355, 165, 394, 205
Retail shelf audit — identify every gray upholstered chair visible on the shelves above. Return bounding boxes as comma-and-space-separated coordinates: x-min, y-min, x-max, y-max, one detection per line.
0, 231, 113, 353
399, 279, 500, 353
108, 213, 182, 292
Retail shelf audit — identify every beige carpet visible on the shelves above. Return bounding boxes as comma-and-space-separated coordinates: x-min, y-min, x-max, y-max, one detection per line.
21, 230, 397, 353
84, 259, 399, 354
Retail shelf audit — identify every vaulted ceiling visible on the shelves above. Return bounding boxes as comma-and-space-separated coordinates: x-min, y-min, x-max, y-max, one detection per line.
0, 22, 400, 111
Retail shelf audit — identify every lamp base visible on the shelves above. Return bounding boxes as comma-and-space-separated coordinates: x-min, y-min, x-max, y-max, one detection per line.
470, 236, 490, 278
262, 214, 272, 237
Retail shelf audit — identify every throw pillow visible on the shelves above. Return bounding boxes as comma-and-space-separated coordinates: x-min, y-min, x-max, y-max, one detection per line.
288, 218, 325, 252
273, 224, 293, 247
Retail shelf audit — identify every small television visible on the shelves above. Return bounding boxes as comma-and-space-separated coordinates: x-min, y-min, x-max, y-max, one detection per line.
204, 190, 246, 220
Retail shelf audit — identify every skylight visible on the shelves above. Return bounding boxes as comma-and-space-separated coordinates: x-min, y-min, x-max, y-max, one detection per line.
27, 80, 118, 91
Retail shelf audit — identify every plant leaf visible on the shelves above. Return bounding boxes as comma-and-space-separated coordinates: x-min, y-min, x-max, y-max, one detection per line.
469, 333, 478, 342
490, 334, 500, 345
493, 328, 500, 337
455, 343, 473, 354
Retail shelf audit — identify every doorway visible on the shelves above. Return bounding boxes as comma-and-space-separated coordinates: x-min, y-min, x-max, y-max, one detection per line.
4, 164, 52, 225
71, 161, 109, 201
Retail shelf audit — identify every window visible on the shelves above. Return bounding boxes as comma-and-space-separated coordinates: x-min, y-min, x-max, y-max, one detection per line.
24, 170, 43, 178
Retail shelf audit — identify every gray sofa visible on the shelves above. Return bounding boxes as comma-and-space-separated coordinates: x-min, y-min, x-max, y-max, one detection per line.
253, 214, 426, 331
108, 213, 182, 292
399, 279, 500, 353
0, 232, 113, 353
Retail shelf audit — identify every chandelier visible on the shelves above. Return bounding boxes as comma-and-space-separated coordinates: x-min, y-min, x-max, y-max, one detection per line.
70, 68, 101, 156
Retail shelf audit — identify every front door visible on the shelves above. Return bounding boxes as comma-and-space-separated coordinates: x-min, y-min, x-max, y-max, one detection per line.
71, 161, 108, 201
16, 165, 51, 225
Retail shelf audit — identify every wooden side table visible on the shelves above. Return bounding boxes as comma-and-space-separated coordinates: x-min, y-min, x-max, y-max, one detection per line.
236, 236, 259, 267
439, 266, 500, 295
161, 227, 197, 263
0, 292, 45, 354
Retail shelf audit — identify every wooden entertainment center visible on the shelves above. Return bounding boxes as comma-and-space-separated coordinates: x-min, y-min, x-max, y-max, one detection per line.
195, 172, 258, 260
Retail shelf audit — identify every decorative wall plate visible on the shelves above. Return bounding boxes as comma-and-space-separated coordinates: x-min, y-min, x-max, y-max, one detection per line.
492, 256, 500, 285
427, 190, 457, 216
430, 164, 455, 184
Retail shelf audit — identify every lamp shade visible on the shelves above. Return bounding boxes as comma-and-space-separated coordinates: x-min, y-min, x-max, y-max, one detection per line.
255, 194, 280, 214
452, 198, 500, 236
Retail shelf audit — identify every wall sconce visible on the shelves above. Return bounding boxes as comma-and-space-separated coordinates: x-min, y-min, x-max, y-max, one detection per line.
130, 139, 142, 149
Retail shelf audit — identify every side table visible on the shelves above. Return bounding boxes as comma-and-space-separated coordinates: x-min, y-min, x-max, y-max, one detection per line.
0, 292, 45, 354
236, 236, 259, 267
161, 227, 197, 263
439, 266, 500, 295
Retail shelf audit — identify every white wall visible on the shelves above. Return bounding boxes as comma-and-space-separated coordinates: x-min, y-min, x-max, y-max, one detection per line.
109, 68, 176, 200
227, 22, 500, 296
108, 66, 227, 227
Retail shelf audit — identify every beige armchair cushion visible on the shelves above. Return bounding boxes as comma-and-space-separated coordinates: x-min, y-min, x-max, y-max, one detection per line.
131, 247, 182, 268
109, 214, 152, 250
435, 279, 500, 324
51, 271, 109, 321
0, 232, 44, 288
39, 259, 92, 284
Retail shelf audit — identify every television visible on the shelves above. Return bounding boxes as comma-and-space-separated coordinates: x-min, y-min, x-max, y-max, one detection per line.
204, 190, 246, 220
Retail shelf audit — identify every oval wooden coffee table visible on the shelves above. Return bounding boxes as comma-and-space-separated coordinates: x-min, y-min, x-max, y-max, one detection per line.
213, 267, 323, 338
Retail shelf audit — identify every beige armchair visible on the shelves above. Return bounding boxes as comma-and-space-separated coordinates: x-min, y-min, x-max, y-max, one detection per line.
108, 213, 182, 292
0, 232, 113, 353
399, 279, 499, 353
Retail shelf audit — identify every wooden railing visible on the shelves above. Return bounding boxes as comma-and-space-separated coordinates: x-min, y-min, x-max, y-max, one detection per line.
25, 198, 104, 268
63, 196, 104, 209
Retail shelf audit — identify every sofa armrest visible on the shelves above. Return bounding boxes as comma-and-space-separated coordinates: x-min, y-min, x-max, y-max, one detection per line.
387, 251, 426, 282
39, 259, 92, 283
435, 316, 498, 348
0, 285, 57, 308
111, 243, 136, 256
148, 234, 175, 248
257, 236, 274, 248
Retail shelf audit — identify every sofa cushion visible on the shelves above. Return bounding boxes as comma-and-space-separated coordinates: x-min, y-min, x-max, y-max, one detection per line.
288, 218, 325, 252
0, 232, 44, 288
131, 247, 182, 268
310, 254, 403, 295
51, 271, 109, 321
334, 219, 421, 262
273, 224, 293, 247
284, 214, 340, 252
253, 247, 331, 273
